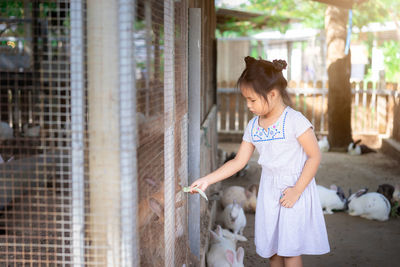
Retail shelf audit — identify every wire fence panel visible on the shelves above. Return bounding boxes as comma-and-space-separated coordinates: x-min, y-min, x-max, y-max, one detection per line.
135, 0, 189, 266
174, 0, 189, 266
1, 1, 190, 266
135, 0, 167, 265
0, 0, 72, 265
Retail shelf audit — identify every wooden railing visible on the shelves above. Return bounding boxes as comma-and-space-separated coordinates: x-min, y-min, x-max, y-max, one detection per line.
217, 80, 400, 136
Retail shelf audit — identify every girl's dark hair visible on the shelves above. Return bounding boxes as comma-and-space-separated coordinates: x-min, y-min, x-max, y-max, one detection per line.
237, 56, 292, 106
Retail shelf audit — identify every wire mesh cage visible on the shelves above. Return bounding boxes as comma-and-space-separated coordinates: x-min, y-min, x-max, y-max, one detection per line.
1, 0, 72, 264
0, 0, 189, 266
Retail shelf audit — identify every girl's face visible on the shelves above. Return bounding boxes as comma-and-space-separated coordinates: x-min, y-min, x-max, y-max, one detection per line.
241, 86, 270, 116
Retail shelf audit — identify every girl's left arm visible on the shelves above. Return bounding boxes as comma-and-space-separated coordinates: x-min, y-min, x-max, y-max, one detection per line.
279, 128, 321, 208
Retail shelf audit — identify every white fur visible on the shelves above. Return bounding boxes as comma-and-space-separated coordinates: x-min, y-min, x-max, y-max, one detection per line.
222, 201, 246, 235
221, 185, 257, 213
318, 136, 330, 152
347, 191, 391, 221
210, 225, 247, 251
317, 185, 346, 214
347, 142, 361, 155
207, 245, 244, 267
220, 227, 247, 250
207, 226, 245, 267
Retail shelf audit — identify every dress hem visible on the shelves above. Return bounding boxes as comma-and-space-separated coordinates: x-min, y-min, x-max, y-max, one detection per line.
256, 248, 330, 259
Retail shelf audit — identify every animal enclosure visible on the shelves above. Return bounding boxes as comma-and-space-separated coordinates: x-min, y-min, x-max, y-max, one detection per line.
0, 0, 194, 266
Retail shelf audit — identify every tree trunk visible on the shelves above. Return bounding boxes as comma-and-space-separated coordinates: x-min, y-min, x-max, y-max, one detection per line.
325, 6, 352, 151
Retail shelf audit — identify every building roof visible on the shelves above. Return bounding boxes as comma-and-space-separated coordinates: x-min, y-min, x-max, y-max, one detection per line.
216, 8, 291, 32
216, 8, 264, 24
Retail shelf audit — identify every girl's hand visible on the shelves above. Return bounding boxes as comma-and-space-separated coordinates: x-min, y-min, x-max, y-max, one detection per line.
189, 177, 210, 194
280, 187, 302, 208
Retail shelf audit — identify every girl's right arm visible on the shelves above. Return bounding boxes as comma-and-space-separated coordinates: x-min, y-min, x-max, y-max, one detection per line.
189, 141, 255, 193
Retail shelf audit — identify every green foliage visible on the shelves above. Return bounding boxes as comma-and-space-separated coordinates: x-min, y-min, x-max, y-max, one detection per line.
218, 0, 400, 82
41, 2, 57, 17
219, 0, 399, 35
0, 0, 59, 18
352, 0, 400, 29
230, 0, 326, 33
352, 2, 387, 29
0, 0, 23, 17
381, 41, 400, 82
216, 7, 291, 37
216, 20, 265, 38
390, 201, 399, 218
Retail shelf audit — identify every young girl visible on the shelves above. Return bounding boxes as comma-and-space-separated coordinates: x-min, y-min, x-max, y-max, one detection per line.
189, 57, 330, 267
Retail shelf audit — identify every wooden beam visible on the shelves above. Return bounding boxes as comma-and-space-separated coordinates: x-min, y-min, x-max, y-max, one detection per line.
216, 8, 292, 32
312, 0, 353, 9
216, 8, 263, 24
312, 0, 368, 9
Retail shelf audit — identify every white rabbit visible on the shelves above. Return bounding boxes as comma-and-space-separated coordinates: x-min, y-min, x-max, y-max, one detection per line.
221, 185, 258, 213
207, 226, 245, 267
209, 225, 247, 251
318, 136, 329, 152
222, 200, 246, 235
347, 139, 376, 155
317, 184, 347, 214
207, 244, 244, 267
347, 188, 391, 221
393, 184, 400, 203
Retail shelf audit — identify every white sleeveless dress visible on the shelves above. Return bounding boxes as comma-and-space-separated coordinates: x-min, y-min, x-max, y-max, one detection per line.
243, 106, 330, 258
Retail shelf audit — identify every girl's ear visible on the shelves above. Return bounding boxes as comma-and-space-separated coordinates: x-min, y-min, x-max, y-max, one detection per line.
268, 88, 279, 100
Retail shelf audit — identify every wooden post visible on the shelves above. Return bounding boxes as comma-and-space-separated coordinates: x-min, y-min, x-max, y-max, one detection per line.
350, 81, 356, 133
324, 80, 329, 133
377, 74, 387, 134
386, 83, 395, 136
306, 81, 313, 123
389, 82, 396, 137
287, 41, 292, 81
366, 81, 374, 132
316, 80, 323, 134
87, 0, 120, 264
353, 81, 359, 133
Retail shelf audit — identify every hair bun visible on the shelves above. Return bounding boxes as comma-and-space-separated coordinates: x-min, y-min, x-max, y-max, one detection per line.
272, 59, 287, 71
244, 56, 256, 67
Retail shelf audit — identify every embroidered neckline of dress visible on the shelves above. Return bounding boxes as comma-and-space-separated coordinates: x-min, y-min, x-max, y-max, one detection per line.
257, 105, 289, 130
252, 106, 289, 142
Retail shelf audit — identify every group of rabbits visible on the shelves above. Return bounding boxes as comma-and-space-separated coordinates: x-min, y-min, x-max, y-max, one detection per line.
206, 180, 399, 266
208, 145, 395, 266
318, 136, 376, 155
317, 183, 400, 221
206, 184, 258, 267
